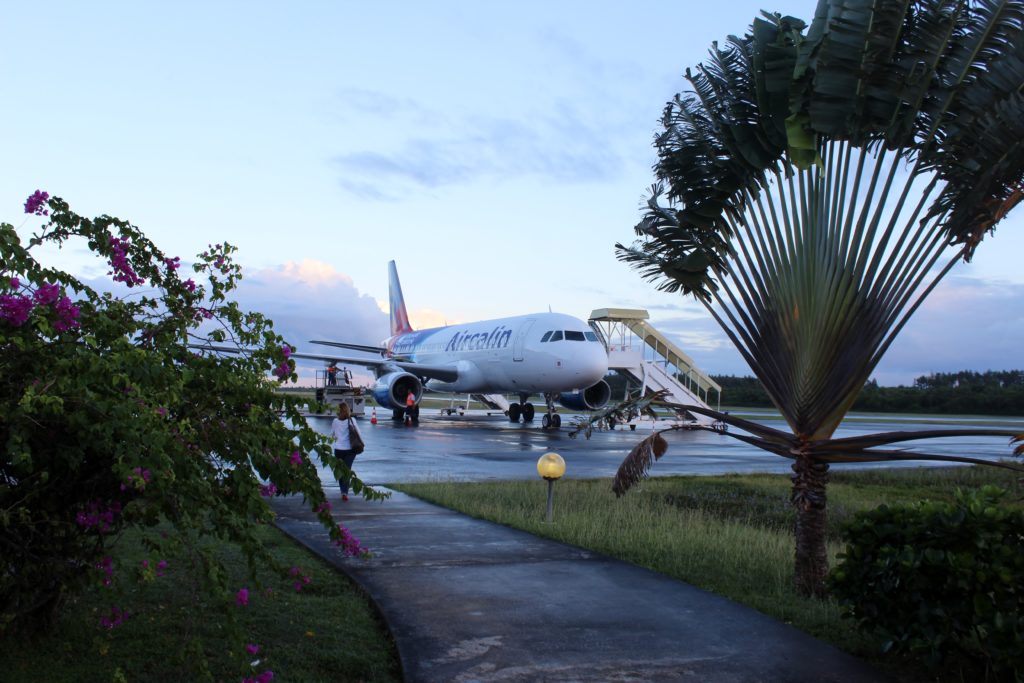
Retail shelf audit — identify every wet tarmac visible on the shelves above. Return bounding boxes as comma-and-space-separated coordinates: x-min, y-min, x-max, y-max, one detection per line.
308, 409, 1023, 486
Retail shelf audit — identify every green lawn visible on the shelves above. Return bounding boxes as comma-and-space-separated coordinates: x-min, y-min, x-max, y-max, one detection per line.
393, 465, 1021, 680
0, 524, 401, 683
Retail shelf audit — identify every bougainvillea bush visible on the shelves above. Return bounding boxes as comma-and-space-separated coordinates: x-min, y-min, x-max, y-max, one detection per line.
1, 193, 377, 667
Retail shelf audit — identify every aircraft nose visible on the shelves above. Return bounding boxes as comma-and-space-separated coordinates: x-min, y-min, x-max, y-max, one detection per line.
583, 343, 609, 382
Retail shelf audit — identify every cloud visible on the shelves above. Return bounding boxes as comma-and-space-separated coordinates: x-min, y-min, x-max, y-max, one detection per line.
233, 262, 389, 383
335, 87, 431, 120
332, 94, 625, 199
408, 307, 456, 330
871, 276, 1024, 385
76, 260, 389, 386
267, 259, 354, 288
644, 276, 1024, 386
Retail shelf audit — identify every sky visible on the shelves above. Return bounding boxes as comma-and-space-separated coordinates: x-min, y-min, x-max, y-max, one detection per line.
3, 1, 1022, 387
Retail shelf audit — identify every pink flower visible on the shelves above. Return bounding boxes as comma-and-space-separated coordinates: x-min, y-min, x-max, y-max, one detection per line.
95, 556, 114, 587
243, 671, 274, 683
164, 256, 180, 271
125, 467, 151, 491
8, 277, 20, 289
99, 606, 127, 629
53, 295, 81, 332
281, 344, 291, 359
106, 236, 145, 287
332, 523, 369, 557
33, 283, 59, 305
289, 450, 302, 466
0, 294, 34, 326
184, 279, 196, 292
258, 483, 277, 497
157, 560, 168, 576
24, 190, 49, 216
236, 587, 249, 606
245, 643, 260, 655
272, 361, 290, 380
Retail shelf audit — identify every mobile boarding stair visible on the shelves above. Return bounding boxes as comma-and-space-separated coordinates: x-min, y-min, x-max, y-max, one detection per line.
589, 308, 721, 428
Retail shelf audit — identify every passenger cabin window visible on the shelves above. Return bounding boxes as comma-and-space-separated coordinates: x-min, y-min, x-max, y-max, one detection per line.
584, 331, 598, 342
565, 331, 585, 341
549, 331, 563, 342
540, 331, 553, 342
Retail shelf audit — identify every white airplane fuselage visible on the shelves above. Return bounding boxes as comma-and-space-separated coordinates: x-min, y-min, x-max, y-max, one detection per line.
384, 312, 608, 395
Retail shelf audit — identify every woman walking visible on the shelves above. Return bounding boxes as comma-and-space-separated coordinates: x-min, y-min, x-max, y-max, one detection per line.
331, 402, 363, 502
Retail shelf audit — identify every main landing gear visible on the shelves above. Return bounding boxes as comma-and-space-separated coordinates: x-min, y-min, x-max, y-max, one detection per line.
507, 395, 536, 423
508, 394, 561, 430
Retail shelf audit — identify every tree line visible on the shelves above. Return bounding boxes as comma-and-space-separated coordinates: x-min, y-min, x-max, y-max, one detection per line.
710, 371, 1024, 416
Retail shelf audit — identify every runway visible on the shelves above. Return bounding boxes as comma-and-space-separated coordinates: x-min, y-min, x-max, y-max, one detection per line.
307, 409, 1023, 486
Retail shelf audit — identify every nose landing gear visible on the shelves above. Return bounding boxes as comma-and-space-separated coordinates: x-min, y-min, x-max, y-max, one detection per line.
540, 393, 561, 431
540, 413, 561, 430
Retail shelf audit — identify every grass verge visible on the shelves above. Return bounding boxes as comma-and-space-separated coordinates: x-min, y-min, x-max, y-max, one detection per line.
0, 524, 401, 683
392, 466, 1021, 680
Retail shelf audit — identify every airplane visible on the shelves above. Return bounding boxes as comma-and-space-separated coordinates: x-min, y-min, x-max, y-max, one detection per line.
291, 261, 611, 430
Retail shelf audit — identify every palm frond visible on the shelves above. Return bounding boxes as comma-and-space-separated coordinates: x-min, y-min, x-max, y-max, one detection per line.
612, 432, 668, 497
567, 389, 669, 439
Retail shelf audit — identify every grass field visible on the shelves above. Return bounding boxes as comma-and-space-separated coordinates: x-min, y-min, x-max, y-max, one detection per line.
393, 466, 1021, 680
0, 524, 401, 683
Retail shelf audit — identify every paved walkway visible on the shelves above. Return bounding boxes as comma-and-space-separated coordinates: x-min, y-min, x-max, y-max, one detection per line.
272, 490, 885, 683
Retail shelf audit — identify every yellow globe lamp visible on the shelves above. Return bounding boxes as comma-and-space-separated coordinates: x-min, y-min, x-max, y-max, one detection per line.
537, 452, 566, 481
537, 452, 566, 522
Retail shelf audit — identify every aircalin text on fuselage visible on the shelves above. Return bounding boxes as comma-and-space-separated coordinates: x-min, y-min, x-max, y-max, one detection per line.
297, 261, 611, 430
442, 326, 512, 353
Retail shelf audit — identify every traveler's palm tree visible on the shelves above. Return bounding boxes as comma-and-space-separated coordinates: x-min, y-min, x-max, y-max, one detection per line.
609, 0, 1024, 596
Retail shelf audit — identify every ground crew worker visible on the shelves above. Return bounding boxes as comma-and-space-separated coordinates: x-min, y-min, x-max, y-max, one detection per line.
405, 389, 417, 424
327, 364, 337, 386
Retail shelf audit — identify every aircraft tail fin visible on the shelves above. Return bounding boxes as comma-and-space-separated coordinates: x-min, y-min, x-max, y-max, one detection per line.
388, 260, 414, 336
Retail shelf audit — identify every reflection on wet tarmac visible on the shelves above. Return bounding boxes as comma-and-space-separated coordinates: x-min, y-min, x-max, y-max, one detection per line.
308, 411, 1024, 486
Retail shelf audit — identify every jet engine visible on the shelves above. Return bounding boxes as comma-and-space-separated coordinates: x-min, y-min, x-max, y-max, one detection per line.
558, 379, 611, 411
372, 372, 423, 410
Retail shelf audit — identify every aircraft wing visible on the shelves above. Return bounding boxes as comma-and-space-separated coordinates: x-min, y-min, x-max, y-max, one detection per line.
191, 343, 460, 383
309, 340, 387, 355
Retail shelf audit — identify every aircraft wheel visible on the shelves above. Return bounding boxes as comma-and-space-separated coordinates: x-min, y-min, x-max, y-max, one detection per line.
541, 414, 551, 429
508, 403, 522, 423
522, 403, 535, 421
552, 414, 561, 429
392, 409, 404, 421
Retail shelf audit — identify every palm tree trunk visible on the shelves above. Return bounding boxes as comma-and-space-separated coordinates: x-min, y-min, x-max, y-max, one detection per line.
791, 454, 830, 597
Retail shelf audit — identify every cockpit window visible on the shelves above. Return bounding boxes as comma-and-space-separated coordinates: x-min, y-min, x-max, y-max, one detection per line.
565, 331, 586, 341
584, 331, 598, 342
540, 331, 553, 342
549, 330, 563, 342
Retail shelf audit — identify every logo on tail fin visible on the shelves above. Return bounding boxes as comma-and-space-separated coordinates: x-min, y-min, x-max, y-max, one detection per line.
388, 260, 414, 336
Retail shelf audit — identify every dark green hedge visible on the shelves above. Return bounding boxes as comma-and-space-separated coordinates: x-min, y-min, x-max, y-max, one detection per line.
830, 487, 1024, 677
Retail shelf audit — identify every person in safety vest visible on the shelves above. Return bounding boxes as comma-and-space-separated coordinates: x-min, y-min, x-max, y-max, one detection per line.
405, 389, 417, 424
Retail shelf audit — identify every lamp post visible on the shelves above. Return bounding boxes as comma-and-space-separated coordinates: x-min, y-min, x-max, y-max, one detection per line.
536, 452, 566, 523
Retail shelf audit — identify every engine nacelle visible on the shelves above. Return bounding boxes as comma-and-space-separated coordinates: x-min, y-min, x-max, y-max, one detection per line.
558, 379, 611, 411
372, 372, 422, 410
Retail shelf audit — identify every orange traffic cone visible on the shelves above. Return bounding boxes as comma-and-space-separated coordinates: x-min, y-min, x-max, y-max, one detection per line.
370, 407, 377, 425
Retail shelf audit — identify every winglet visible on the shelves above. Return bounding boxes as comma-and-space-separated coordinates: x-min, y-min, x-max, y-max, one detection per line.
388, 260, 414, 335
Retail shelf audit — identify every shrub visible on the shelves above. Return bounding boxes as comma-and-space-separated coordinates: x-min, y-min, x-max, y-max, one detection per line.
1, 194, 381, 677
830, 486, 1024, 678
